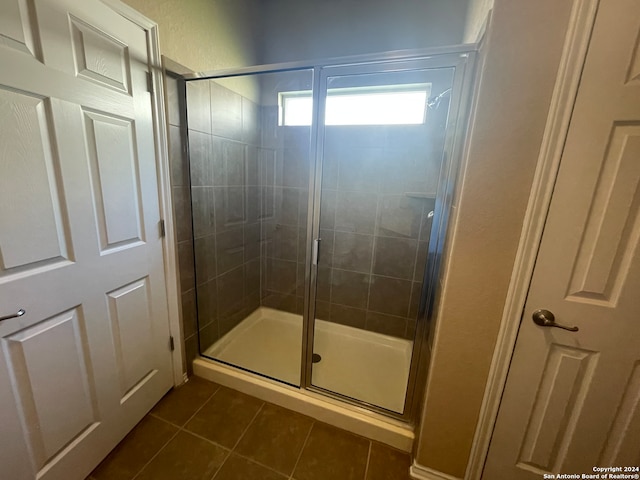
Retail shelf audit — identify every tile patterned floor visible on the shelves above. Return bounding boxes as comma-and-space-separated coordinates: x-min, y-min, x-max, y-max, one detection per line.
88, 377, 411, 480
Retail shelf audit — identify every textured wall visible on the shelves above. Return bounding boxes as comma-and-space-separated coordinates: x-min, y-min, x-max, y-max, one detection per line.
463, 0, 493, 43
413, 0, 575, 476
257, 0, 467, 64
121, 0, 260, 100
121, 0, 259, 71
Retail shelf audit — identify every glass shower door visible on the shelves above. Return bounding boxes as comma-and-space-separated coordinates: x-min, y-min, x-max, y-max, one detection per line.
187, 69, 313, 386
309, 64, 455, 413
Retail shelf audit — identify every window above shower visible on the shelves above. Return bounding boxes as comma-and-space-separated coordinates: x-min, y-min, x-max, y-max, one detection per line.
279, 83, 432, 126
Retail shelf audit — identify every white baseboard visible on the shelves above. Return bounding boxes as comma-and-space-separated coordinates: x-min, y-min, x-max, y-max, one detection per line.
410, 461, 462, 480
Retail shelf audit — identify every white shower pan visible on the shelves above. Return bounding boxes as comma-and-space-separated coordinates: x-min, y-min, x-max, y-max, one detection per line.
203, 307, 412, 413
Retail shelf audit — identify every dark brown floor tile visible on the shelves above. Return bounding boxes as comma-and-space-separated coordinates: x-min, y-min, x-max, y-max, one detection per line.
91, 416, 177, 480
151, 377, 219, 426
366, 442, 411, 480
184, 386, 264, 448
235, 404, 313, 475
293, 423, 369, 480
213, 454, 287, 480
135, 431, 228, 480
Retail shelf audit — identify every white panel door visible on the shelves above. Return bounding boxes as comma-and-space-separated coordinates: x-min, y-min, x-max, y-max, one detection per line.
0, 1, 173, 479
484, 0, 640, 478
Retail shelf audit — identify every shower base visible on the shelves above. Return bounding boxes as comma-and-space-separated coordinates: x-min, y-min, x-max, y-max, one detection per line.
203, 307, 412, 414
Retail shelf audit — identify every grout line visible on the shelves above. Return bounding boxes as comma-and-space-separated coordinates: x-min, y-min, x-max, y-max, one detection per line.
364, 195, 381, 331
130, 424, 181, 480
132, 385, 221, 480
177, 428, 231, 454
209, 448, 233, 480
231, 402, 265, 451
288, 421, 315, 480
147, 412, 185, 430
329, 265, 415, 283
177, 427, 237, 480
362, 441, 373, 480
229, 450, 292, 479
157, 384, 221, 431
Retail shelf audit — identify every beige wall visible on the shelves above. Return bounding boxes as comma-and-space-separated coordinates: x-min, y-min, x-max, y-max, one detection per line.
257, 0, 467, 64
463, 0, 493, 43
122, 0, 260, 72
414, 0, 575, 476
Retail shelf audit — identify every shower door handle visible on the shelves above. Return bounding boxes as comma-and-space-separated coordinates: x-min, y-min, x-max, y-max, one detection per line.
312, 238, 321, 265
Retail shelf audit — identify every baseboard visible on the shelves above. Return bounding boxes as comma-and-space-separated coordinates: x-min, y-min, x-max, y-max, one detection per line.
410, 461, 462, 480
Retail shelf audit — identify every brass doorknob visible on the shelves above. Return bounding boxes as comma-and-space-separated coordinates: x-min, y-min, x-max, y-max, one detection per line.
532, 309, 579, 332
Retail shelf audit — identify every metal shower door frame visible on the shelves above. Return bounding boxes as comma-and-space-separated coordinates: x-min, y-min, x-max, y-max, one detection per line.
182, 46, 477, 424
302, 52, 477, 422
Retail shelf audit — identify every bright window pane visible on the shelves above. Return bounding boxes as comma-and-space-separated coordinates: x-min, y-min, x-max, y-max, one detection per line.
280, 84, 430, 126
282, 96, 313, 126
326, 91, 427, 125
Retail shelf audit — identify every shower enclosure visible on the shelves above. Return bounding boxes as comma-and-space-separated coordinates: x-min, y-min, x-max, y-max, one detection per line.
183, 50, 473, 421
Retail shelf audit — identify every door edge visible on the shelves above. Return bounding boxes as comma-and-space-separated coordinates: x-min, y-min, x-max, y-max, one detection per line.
99, 0, 187, 386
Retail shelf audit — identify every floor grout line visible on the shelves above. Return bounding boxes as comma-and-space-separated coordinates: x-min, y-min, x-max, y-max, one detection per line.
362, 441, 372, 480
130, 426, 181, 480
178, 428, 232, 451
209, 449, 233, 480
288, 421, 315, 480
231, 402, 265, 451
147, 412, 184, 430
95, 380, 411, 480
130, 383, 221, 480
183, 426, 290, 479
229, 450, 293, 478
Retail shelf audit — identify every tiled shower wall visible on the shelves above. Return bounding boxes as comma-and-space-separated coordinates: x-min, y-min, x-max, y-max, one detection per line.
165, 73, 198, 374
186, 80, 263, 352
315, 126, 438, 339
177, 79, 442, 351
259, 116, 311, 316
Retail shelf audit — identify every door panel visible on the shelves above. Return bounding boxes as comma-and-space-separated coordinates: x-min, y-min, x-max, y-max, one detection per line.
566, 123, 640, 306
69, 16, 132, 94
83, 109, 144, 250
4, 308, 98, 468
0, 0, 38, 56
107, 278, 156, 398
484, 0, 640, 477
0, 89, 69, 271
0, 1, 173, 479
516, 345, 598, 472
599, 362, 640, 466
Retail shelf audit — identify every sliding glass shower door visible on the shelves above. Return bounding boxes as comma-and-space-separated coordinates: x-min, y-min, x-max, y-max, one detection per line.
186, 52, 473, 421
308, 63, 456, 414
